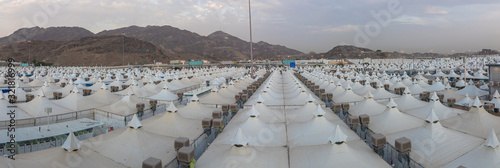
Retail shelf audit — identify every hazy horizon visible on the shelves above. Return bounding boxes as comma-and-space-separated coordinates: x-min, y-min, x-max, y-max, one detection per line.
1, 0, 499, 54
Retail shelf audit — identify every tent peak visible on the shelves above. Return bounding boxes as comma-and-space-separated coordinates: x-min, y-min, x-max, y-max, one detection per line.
233, 128, 248, 147
127, 114, 142, 129
62, 132, 81, 152
425, 109, 439, 123
485, 129, 500, 148
328, 125, 348, 144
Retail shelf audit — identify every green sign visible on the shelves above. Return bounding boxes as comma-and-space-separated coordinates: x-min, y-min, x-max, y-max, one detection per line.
282, 60, 295, 64
21, 63, 29, 67
189, 61, 203, 66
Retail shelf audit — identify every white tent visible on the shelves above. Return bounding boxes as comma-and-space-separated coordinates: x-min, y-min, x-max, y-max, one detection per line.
97, 90, 149, 116
371, 84, 400, 99
393, 87, 427, 111
332, 84, 364, 103
439, 84, 466, 103
196, 140, 288, 168
368, 98, 424, 135
405, 92, 467, 120
487, 90, 500, 108
8, 135, 127, 168
53, 87, 105, 111
443, 129, 500, 168
200, 87, 236, 105
142, 107, 203, 140
455, 84, 489, 97
86, 83, 122, 105
0, 93, 33, 120
287, 116, 360, 147
178, 94, 218, 120
17, 91, 72, 117
216, 115, 287, 147
148, 85, 178, 102
289, 125, 390, 168
387, 111, 483, 168
87, 115, 177, 168
349, 91, 387, 116
441, 97, 500, 139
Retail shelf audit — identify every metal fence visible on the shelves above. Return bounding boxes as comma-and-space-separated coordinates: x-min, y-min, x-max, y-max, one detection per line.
0, 110, 93, 129
345, 110, 425, 168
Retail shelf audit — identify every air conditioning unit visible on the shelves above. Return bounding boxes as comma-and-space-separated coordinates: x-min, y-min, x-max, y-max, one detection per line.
25, 94, 35, 102
359, 114, 370, 124
110, 86, 119, 92
202, 118, 212, 127
212, 111, 223, 119
230, 105, 238, 112
149, 100, 158, 106
53, 92, 62, 99
447, 98, 456, 107
84, 78, 90, 81
174, 137, 189, 151
348, 115, 360, 125
222, 105, 230, 112
212, 118, 224, 128
136, 103, 145, 109
121, 85, 129, 90
371, 133, 386, 147
342, 103, 350, 111
483, 103, 494, 111
332, 103, 342, 112
241, 94, 248, 101
235, 94, 241, 100
177, 147, 195, 163
60, 82, 66, 87
82, 89, 92, 96
395, 137, 412, 152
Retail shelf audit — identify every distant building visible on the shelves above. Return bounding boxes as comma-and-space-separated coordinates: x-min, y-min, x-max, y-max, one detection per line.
170, 60, 186, 65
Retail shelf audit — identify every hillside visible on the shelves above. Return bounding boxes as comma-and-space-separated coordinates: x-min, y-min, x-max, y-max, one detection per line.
0, 36, 179, 66
0, 27, 94, 46
97, 26, 303, 61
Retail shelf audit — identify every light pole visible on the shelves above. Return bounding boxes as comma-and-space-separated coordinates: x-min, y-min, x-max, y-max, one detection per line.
122, 33, 125, 66
45, 107, 52, 131
28, 40, 31, 65
248, 0, 254, 78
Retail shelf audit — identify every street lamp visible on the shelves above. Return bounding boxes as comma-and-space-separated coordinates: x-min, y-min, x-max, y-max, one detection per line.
45, 107, 52, 131
28, 40, 31, 65
248, 0, 254, 78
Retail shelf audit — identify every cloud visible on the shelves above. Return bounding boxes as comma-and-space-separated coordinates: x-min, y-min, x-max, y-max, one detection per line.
314, 24, 360, 33
425, 6, 449, 15
393, 15, 428, 25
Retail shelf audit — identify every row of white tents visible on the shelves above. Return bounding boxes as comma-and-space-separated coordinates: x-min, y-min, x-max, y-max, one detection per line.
299, 69, 500, 168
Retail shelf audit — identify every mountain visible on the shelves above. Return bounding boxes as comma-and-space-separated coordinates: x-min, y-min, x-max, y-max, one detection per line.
97, 25, 303, 61
0, 26, 94, 46
311, 45, 398, 59
0, 25, 303, 65
0, 36, 178, 66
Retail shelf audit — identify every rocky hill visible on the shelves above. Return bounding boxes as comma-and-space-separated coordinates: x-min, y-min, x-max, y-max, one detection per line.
0, 36, 179, 66
313, 45, 395, 59
97, 26, 303, 61
0, 27, 94, 46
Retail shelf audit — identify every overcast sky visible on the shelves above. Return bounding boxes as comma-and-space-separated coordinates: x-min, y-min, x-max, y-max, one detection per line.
1, 0, 499, 53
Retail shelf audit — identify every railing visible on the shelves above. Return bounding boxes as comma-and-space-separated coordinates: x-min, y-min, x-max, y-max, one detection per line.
0, 110, 93, 129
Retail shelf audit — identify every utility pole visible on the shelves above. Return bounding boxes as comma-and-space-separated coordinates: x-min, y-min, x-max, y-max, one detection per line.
28, 40, 31, 65
248, 0, 254, 78
122, 33, 125, 66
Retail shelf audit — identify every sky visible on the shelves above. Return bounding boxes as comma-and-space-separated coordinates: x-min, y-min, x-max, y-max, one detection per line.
0, 0, 499, 54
